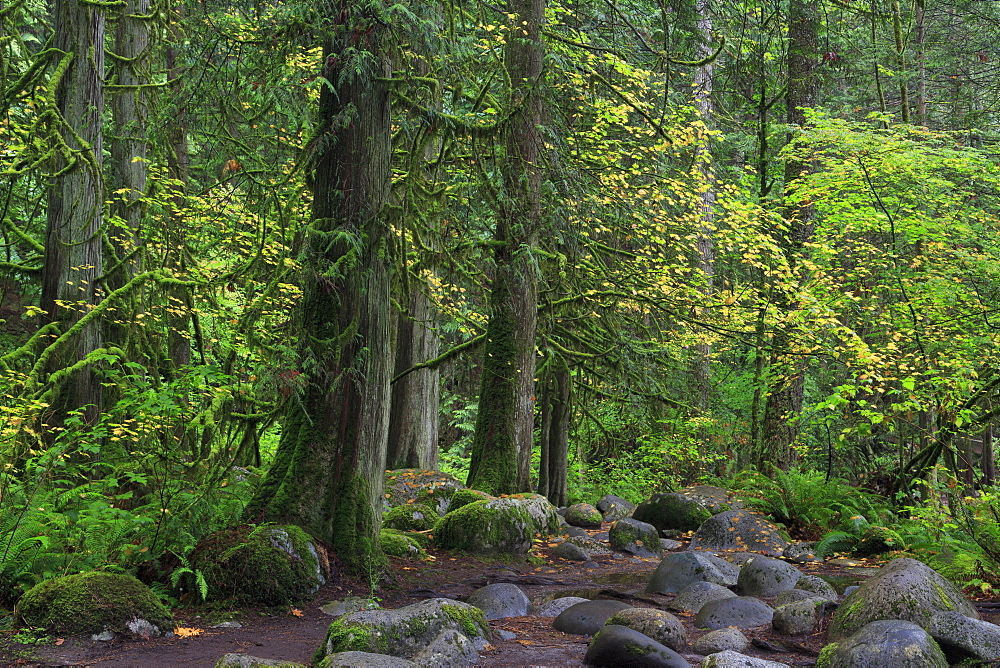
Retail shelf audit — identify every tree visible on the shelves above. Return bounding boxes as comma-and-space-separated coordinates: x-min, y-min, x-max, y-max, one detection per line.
244, 1, 393, 570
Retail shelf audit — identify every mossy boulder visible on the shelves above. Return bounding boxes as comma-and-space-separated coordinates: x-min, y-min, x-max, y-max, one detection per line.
215, 655, 306, 667
382, 503, 436, 531
852, 525, 904, 556
314, 598, 490, 663
379, 530, 429, 560
415, 487, 493, 516
190, 524, 325, 605
609, 517, 663, 558
564, 502, 603, 528
688, 509, 788, 556
433, 498, 534, 554
677, 485, 740, 513
17, 571, 173, 636
633, 493, 713, 533
506, 492, 563, 535
384, 469, 464, 509
818, 620, 947, 667
828, 557, 978, 640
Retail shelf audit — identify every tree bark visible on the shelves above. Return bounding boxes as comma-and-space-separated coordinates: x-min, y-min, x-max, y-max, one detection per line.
538, 362, 570, 506
245, 2, 392, 571
467, 0, 544, 495
41, 0, 106, 424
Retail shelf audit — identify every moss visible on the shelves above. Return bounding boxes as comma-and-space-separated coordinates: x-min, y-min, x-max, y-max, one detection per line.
816, 642, 839, 668
433, 499, 533, 555
383, 503, 436, 531
441, 603, 489, 638
317, 621, 387, 659
634, 493, 712, 532
379, 530, 428, 560
450, 489, 493, 512
624, 639, 652, 656
17, 571, 173, 635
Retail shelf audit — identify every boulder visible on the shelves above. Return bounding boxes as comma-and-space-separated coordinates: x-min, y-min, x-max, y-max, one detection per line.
553, 599, 632, 635
552, 541, 589, 561
771, 597, 827, 635
410, 628, 480, 667
565, 536, 612, 556
668, 581, 737, 614
646, 552, 734, 595
793, 575, 838, 601
634, 493, 713, 532
316, 652, 416, 667
433, 499, 535, 555
585, 625, 691, 667
695, 597, 774, 630
215, 655, 305, 667
506, 493, 563, 535
320, 597, 375, 618
736, 555, 801, 597
688, 510, 788, 556
701, 651, 790, 667
827, 557, 978, 640
379, 530, 428, 560
773, 589, 827, 607
605, 608, 687, 650
190, 524, 325, 605
692, 628, 748, 655
597, 494, 636, 521
417, 487, 493, 517
562, 525, 590, 540
783, 542, 821, 564
565, 502, 603, 528
817, 620, 947, 667
610, 518, 663, 558
384, 469, 464, 509
534, 596, 590, 617
17, 571, 172, 637
316, 598, 490, 662
466, 583, 530, 620
927, 610, 1000, 663
382, 503, 437, 531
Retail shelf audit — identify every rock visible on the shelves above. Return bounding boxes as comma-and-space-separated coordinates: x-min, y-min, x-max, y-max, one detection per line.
817, 620, 947, 667
736, 555, 801, 597
383, 503, 437, 531
506, 493, 563, 535
410, 628, 480, 667
190, 524, 325, 605
688, 510, 788, 556
634, 493, 713, 532
91, 630, 114, 641
534, 596, 590, 617
433, 499, 535, 555
384, 469, 465, 509
783, 542, 821, 564
466, 583, 530, 620
605, 608, 687, 650
585, 625, 691, 667
675, 485, 740, 513
927, 610, 1000, 662
320, 596, 376, 617
566, 536, 612, 556
552, 541, 590, 561
562, 525, 590, 539
668, 581, 737, 614
211, 621, 244, 628
693, 628, 749, 654
216, 655, 307, 667
597, 494, 636, 521
553, 599, 633, 635
380, 530, 429, 560
610, 518, 663, 557
773, 589, 826, 606
702, 553, 741, 585
661, 539, 682, 550
646, 552, 734, 594
701, 650, 790, 667
771, 597, 826, 635
316, 598, 490, 662
498, 630, 516, 640
316, 652, 417, 667
565, 502, 603, 528
793, 575, 838, 601
418, 487, 493, 517
827, 557, 978, 640
695, 597, 774, 630
16, 572, 172, 637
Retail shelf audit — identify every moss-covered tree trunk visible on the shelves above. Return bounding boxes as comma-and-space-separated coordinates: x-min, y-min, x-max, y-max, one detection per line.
466, 0, 545, 495
538, 362, 570, 506
244, 3, 392, 572
41, 0, 106, 425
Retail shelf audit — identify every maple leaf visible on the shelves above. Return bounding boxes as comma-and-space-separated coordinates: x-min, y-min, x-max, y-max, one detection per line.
174, 627, 203, 638
290, 608, 304, 617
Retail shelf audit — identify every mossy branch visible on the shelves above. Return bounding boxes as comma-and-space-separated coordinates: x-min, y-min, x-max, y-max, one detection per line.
391, 333, 485, 384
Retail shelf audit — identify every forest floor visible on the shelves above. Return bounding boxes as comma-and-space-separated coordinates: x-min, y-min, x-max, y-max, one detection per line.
3, 525, 998, 668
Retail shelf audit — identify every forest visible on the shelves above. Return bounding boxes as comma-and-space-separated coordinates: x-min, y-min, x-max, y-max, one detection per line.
3, 0, 1000, 619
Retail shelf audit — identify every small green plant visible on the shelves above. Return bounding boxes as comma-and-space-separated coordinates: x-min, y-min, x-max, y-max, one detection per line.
11, 626, 50, 645
169, 551, 209, 602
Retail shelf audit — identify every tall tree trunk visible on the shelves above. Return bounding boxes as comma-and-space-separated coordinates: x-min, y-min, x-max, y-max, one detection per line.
387, 287, 440, 470
245, 2, 392, 571
759, 0, 819, 468
467, 0, 544, 495
915, 0, 927, 126
41, 0, 106, 424
537, 362, 570, 506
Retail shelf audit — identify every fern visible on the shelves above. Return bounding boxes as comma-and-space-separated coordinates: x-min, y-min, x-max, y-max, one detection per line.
814, 530, 859, 557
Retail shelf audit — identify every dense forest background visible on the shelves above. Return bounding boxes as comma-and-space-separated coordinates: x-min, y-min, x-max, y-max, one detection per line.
4, 0, 1000, 602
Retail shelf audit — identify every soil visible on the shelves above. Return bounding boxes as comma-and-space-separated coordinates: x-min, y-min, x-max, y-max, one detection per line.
2, 527, 997, 668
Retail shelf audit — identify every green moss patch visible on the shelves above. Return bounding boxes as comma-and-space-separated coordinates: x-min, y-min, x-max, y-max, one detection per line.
380, 530, 429, 560
383, 503, 437, 531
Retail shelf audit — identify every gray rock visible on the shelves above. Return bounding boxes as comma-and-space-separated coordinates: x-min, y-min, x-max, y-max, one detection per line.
211, 621, 244, 629
695, 597, 774, 630
410, 628, 479, 667
585, 625, 691, 667
720, 552, 758, 567
702, 553, 741, 585
692, 627, 748, 654
782, 542, 820, 564
828, 557, 978, 640
773, 589, 826, 606
565, 502, 603, 528
610, 518, 663, 558
842, 585, 858, 597
91, 630, 114, 641
606, 607, 687, 650
552, 541, 589, 561
668, 581, 737, 614
927, 610, 1000, 662
661, 539, 682, 550
597, 494, 636, 521
534, 596, 590, 617
634, 493, 713, 532
466, 583, 530, 620
217, 654, 307, 667
320, 596, 373, 617
771, 597, 826, 635
736, 555, 802, 597
553, 599, 632, 635
561, 525, 590, 539
497, 629, 516, 641
675, 485, 741, 513
688, 510, 788, 556
794, 575, 838, 601
700, 650, 790, 667
567, 536, 612, 556
818, 620, 947, 667
646, 552, 733, 595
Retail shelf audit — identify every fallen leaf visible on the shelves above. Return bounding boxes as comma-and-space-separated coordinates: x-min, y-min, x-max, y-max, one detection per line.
174, 627, 203, 638
55, 639, 64, 646
291, 608, 304, 617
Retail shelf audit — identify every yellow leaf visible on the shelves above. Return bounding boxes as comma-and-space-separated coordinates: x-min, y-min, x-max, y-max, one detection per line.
174, 627, 203, 638
291, 608, 304, 617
